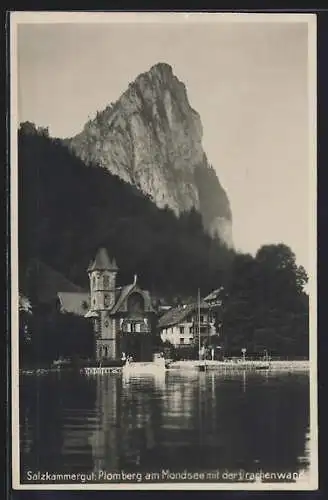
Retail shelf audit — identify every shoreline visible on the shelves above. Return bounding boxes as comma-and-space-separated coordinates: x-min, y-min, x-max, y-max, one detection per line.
19, 359, 310, 375
168, 359, 309, 372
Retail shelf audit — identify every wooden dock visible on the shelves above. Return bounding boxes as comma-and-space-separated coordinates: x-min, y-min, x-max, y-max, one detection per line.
80, 366, 123, 375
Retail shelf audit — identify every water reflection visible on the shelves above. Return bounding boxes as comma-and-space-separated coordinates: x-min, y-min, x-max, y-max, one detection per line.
20, 370, 310, 481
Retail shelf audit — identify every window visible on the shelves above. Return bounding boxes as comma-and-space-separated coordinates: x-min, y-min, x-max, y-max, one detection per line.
126, 323, 131, 332
103, 275, 110, 289
180, 338, 184, 344
179, 326, 184, 334
92, 277, 96, 289
136, 323, 141, 333
189, 326, 193, 334
104, 294, 111, 308
200, 315, 204, 323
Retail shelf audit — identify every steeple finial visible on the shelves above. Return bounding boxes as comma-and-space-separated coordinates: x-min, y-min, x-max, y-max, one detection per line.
133, 274, 138, 285
87, 248, 118, 273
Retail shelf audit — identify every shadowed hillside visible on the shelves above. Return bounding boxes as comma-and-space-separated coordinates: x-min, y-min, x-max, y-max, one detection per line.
18, 123, 234, 301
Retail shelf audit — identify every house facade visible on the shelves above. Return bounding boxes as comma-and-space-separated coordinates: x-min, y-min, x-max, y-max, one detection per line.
158, 302, 216, 349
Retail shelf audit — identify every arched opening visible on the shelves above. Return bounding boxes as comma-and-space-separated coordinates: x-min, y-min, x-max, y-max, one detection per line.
127, 292, 145, 316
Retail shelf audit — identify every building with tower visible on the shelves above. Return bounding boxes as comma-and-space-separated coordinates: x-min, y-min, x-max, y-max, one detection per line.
84, 248, 120, 360
57, 247, 155, 362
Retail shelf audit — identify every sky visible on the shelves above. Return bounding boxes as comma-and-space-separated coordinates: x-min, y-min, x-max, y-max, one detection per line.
15, 13, 316, 272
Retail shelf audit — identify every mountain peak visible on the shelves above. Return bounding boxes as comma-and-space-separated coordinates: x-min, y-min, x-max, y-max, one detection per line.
68, 65, 233, 247
149, 62, 173, 73
132, 62, 178, 93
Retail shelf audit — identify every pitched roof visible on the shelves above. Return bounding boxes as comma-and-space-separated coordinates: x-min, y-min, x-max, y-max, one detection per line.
24, 259, 87, 305
87, 248, 118, 272
110, 284, 136, 314
57, 292, 90, 316
203, 287, 224, 302
85, 310, 99, 318
158, 304, 194, 328
110, 283, 156, 315
158, 301, 209, 329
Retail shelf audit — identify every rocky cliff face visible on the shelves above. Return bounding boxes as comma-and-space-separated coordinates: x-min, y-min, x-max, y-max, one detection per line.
68, 63, 233, 246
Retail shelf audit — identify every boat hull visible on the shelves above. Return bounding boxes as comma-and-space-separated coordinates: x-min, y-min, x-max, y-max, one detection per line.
122, 361, 167, 375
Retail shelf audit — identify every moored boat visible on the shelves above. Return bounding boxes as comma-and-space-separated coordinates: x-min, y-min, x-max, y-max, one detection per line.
122, 357, 167, 375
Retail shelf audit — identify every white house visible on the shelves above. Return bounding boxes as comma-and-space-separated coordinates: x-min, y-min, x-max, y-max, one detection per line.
158, 301, 216, 349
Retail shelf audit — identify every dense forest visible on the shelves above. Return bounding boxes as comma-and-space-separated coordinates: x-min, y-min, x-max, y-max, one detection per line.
18, 122, 310, 362
18, 122, 234, 300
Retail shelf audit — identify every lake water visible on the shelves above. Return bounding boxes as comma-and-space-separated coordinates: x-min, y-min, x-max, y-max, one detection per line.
19, 370, 311, 485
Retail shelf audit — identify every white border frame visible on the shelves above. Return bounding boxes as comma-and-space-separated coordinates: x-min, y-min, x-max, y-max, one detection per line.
10, 11, 318, 491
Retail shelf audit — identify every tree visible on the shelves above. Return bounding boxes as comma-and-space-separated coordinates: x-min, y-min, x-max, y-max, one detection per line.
19, 121, 38, 135
52, 312, 94, 360
20, 309, 94, 367
19, 294, 32, 314
255, 244, 308, 294
221, 245, 309, 358
19, 121, 49, 137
